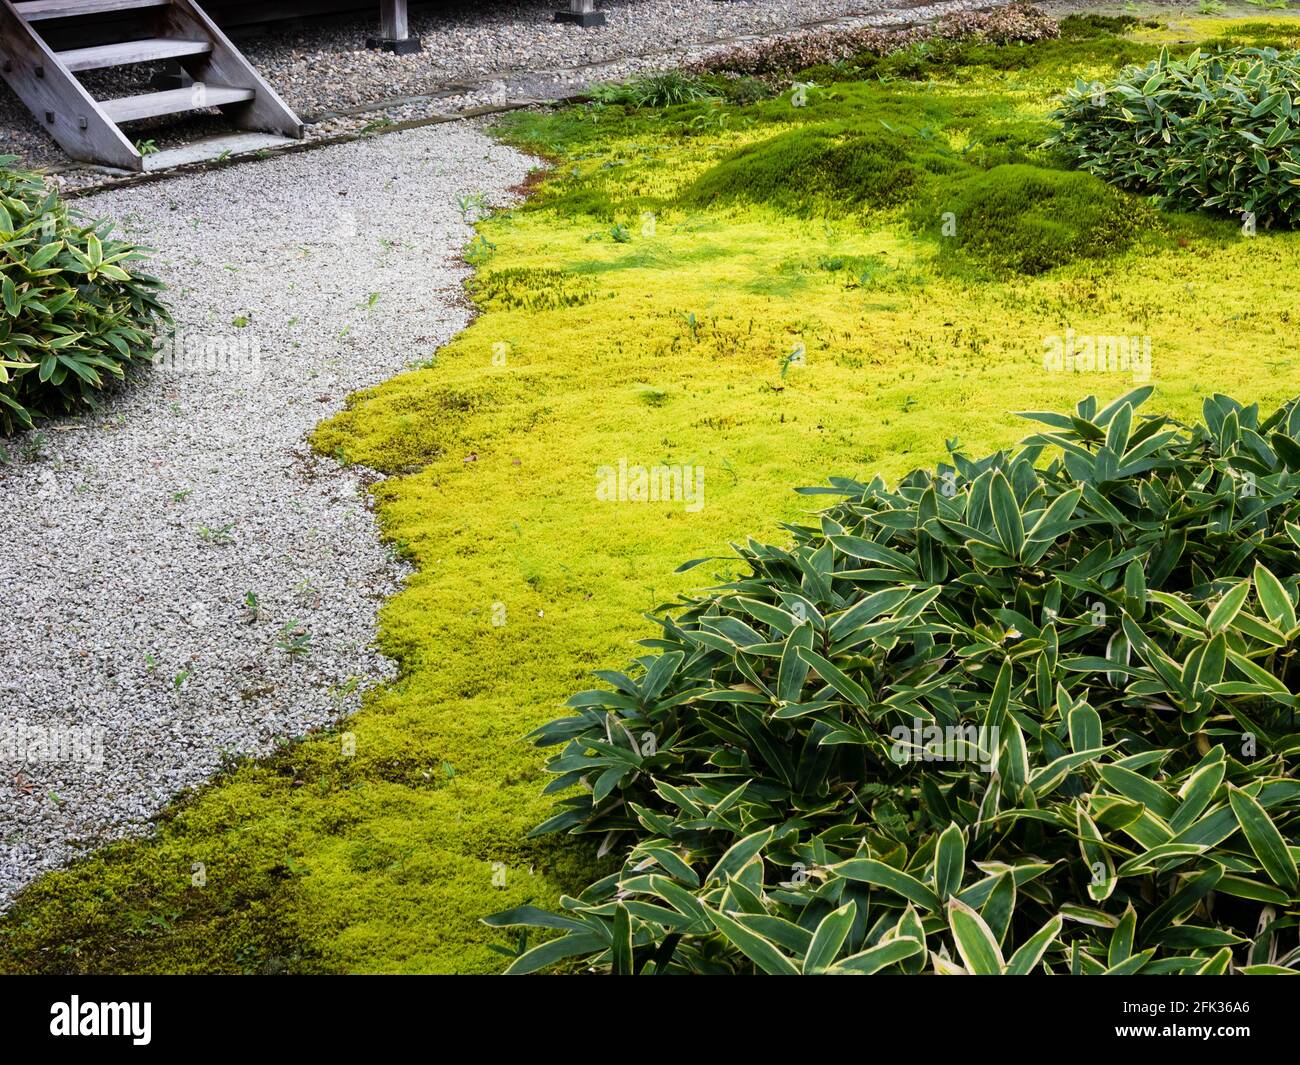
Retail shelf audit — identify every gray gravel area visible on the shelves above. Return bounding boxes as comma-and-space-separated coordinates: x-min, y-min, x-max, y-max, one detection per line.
246, 0, 955, 115
0, 119, 535, 905
3, 0, 1007, 177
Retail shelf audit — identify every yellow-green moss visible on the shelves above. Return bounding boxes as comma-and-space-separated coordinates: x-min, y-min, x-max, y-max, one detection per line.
4, 22, 1300, 974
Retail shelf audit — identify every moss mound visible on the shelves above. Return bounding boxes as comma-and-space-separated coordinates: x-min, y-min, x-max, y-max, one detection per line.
924, 163, 1148, 275
1057, 13, 1143, 39
680, 125, 962, 216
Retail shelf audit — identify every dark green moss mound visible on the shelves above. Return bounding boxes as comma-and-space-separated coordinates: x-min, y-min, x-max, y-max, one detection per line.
1058, 13, 1145, 40
923, 163, 1147, 275
680, 125, 962, 217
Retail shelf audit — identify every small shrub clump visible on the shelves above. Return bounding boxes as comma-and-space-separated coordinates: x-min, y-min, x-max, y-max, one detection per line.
492, 392, 1300, 974
921, 163, 1148, 275
590, 71, 720, 108
1050, 47, 1300, 228
0, 157, 169, 434
936, 4, 1064, 45
711, 73, 775, 106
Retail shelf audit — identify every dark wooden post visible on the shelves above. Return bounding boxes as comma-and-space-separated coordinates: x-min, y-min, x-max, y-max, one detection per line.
368, 0, 422, 54
555, 0, 605, 28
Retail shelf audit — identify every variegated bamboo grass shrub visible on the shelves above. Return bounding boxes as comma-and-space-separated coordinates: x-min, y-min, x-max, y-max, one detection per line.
491, 392, 1300, 974
0, 156, 170, 434
1050, 48, 1300, 227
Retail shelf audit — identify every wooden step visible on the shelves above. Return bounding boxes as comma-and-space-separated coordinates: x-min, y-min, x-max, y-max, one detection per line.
101, 84, 254, 123
142, 130, 295, 170
15, 0, 170, 21
57, 38, 211, 72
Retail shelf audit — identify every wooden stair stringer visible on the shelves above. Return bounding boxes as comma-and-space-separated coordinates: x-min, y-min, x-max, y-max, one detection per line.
0, 0, 143, 171
160, 0, 304, 139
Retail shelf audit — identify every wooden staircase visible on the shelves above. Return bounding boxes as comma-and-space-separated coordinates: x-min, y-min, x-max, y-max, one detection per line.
0, 0, 303, 171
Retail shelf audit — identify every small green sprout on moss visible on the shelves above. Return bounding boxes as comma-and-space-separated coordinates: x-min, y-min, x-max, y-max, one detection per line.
779, 342, 806, 378
465, 235, 496, 265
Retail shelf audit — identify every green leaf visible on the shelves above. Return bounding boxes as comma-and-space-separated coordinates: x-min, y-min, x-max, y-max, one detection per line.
1005, 914, 1063, 975
641, 650, 683, 704
1099, 765, 1178, 819
828, 534, 918, 574
802, 901, 857, 974
706, 906, 800, 975
777, 622, 814, 704
833, 858, 942, 911
947, 897, 1004, 975
1104, 947, 1156, 975
1253, 562, 1297, 631
1196, 948, 1232, 975
1105, 402, 1133, 454
1107, 906, 1137, 968
1228, 786, 1299, 891
828, 937, 923, 975
980, 871, 1015, 946
989, 470, 1025, 559
1171, 759, 1226, 834
1122, 558, 1146, 619
1206, 580, 1251, 633
795, 646, 873, 712
610, 903, 633, 975
503, 932, 607, 975
1272, 432, 1300, 471
706, 828, 774, 885
933, 823, 965, 900
482, 905, 595, 934
1068, 701, 1102, 754
1077, 806, 1116, 902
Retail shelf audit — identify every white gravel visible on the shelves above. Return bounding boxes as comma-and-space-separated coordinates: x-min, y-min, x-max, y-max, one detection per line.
0, 119, 536, 905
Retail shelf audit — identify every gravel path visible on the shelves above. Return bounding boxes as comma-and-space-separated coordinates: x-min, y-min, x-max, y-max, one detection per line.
0, 120, 535, 905
2, 0, 1005, 177
244, 0, 971, 115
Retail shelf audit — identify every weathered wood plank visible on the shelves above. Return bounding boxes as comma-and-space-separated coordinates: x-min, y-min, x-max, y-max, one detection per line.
14, 0, 169, 21
101, 83, 252, 122
58, 38, 212, 72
